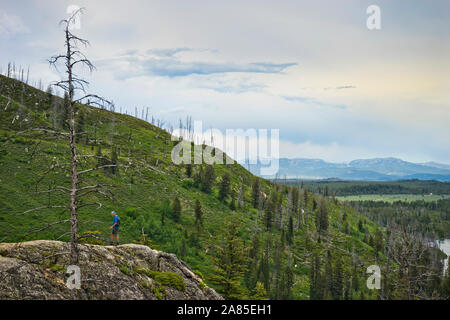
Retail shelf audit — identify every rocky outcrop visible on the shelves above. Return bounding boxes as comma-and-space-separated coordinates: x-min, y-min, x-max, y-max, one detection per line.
0, 241, 222, 300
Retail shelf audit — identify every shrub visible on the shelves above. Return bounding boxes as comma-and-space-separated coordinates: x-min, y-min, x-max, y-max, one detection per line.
136, 268, 186, 291
78, 230, 104, 245
181, 179, 194, 189
49, 264, 65, 273
124, 207, 138, 220
193, 269, 204, 280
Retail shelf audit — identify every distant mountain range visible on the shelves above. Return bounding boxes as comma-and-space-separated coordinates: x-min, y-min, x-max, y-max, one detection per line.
248, 157, 450, 181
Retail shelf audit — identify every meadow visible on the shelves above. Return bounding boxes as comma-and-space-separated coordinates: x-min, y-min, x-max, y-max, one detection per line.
337, 194, 450, 203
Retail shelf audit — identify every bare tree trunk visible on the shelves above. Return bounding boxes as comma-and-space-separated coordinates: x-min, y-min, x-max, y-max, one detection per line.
69, 112, 79, 263
65, 25, 79, 264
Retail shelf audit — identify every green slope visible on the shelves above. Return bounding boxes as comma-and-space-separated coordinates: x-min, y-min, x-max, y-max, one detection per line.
0, 74, 391, 300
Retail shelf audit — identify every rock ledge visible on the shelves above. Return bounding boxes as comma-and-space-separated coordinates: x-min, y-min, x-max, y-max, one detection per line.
0, 240, 222, 300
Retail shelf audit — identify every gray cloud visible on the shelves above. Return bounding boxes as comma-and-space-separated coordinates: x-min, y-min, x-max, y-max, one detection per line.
99, 49, 297, 78
324, 86, 356, 91
139, 60, 296, 77
146, 47, 194, 57
199, 79, 267, 94
282, 95, 347, 110
336, 85, 356, 90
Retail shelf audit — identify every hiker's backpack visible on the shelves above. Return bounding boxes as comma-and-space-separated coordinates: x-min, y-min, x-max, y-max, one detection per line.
116, 216, 120, 227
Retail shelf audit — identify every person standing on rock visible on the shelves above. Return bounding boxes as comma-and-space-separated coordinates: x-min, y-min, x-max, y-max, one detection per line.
110, 211, 120, 246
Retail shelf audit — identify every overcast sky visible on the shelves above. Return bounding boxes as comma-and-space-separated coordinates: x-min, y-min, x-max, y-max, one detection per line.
1, 0, 449, 163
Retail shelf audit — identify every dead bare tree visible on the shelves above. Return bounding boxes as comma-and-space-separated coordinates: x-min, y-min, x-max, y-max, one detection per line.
19, 8, 126, 265
384, 219, 443, 300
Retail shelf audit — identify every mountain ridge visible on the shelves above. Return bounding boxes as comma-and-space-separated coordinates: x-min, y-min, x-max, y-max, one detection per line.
250, 157, 450, 181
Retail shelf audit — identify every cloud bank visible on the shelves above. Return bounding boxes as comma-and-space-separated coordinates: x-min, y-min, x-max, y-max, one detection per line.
98, 49, 297, 78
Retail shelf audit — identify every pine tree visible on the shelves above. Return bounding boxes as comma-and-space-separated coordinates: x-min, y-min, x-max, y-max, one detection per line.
194, 199, 203, 235
229, 189, 237, 211
344, 274, 351, 300
244, 232, 260, 291
374, 229, 383, 257
264, 192, 276, 231
160, 199, 171, 226
209, 216, 248, 299
219, 172, 231, 201
171, 197, 182, 222
201, 165, 215, 194
180, 238, 187, 257
252, 282, 268, 300
251, 179, 260, 209
363, 232, 369, 244
287, 216, 294, 245
315, 204, 320, 231
194, 165, 203, 187
369, 234, 374, 247
272, 240, 284, 299
185, 163, 192, 178
282, 264, 294, 299
344, 220, 350, 234
342, 212, 350, 234
325, 251, 333, 299
310, 253, 320, 300
352, 265, 359, 293
332, 257, 343, 300
280, 229, 286, 248
291, 187, 299, 215
317, 198, 329, 235
46, 86, 53, 105
317, 270, 327, 300
358, 219, 364, 233
258, 236, 271, 293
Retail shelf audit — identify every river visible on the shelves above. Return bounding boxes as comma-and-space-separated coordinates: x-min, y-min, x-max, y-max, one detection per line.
437, 239, 450, 275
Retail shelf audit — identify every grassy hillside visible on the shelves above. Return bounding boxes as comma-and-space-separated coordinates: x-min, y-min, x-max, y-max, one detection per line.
1, 74, 445, 300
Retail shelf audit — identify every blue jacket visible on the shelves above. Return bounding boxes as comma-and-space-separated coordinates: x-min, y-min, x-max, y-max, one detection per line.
112, 215, 120, 229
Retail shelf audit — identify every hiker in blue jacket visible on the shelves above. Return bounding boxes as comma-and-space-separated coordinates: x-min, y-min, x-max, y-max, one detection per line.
110, 211, 120, 246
